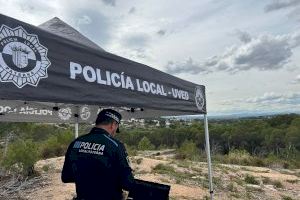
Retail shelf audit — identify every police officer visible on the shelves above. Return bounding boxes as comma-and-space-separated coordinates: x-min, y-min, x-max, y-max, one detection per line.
62, 109, 135, 200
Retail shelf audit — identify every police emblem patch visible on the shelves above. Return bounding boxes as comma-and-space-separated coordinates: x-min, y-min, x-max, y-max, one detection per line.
58, 107, 72, 121
80, 106, 91, 120
195, 86, 205, 111
0, 25, 51, 88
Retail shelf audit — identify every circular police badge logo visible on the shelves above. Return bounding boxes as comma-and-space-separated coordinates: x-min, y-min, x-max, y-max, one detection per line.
195, 86, 205, 111
0, 25, 51, 88
58, 108, 72, 121
80, 106, 91, 120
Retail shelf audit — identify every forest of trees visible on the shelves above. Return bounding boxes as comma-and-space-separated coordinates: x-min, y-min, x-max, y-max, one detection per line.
0, 114, 299, 176
118, 114, 300, 168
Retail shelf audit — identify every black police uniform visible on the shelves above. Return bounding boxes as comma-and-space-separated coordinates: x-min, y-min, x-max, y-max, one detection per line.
61, 127, 134, 200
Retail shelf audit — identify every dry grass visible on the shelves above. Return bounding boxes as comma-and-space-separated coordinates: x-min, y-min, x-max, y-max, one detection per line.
7, 150, 298, 200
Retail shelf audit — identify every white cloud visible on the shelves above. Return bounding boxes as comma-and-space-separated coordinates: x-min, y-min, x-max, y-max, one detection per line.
101, 0, 116, 7
290, 31, 300, 48
236, 30, 252, 43
165, 58, 210, 74
265, 0, 300, 21
128, 7, 136, 14
246, 92, 284, 103
222, 92, 300, 105
157, 30, 166, 36
265, 0, 300, 12
291, 74, 300, 84
165, 31, 300, 75
77, 15, 92, 25
287, 6, 300, 21
121, 33, 150, 49
216, 91, 300, 115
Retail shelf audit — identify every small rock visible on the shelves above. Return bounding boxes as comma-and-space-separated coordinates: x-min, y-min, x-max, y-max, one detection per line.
246, 184, 261, 190
264, 184, 277, 191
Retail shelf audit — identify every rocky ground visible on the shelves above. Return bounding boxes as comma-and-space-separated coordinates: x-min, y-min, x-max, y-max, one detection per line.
1, 150, 299, 200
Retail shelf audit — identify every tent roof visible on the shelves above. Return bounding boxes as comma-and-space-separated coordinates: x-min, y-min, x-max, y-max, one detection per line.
0, 14, 206, 123
38, 17, 105, 52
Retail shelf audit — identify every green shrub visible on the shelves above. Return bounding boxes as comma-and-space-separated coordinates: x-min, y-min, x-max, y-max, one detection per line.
40, 131, 73, 158
219, 149, 268, 167
226, 149, 253, 165
136, 158, 143, 165
171, 143, 178, 149
152, 163, 176, 173
3, 140, 40, 176
213, 151, 299, 168
263, 153, 300, 169
263, 177, 284, 188
158, 144, 168, 150
286, 179, 298, 184
0, 149, 4, 166
262, 177, 272, 184
273, 180, 283, 188
227, 182, 237, 192
281, 196, 294, 200
42, 165, 50, 172
175, 140, 200, 160
202, 195, 209, 200
138, 136, 155, 150
244, 174, 259, 185
251, 157, 266, 167
125, 145, 137, 156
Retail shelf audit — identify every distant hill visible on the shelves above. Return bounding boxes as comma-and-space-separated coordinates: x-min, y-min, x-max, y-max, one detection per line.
165, 112, 300, 121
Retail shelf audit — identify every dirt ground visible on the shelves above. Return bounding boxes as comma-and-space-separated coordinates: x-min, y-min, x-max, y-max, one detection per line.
9, 150, 300, 200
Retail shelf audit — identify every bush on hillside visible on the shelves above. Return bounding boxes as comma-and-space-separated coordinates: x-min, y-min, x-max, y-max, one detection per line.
175, 140, 200, 160
220, 149, 264, 166
2, 140, 40, 176
40, 131, 73, 159
138, 136, 155, 150
124, 144, 137, 156
244, 174, 259, 185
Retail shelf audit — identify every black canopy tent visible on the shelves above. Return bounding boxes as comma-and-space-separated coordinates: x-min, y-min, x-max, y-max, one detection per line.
0, 14, 213, 199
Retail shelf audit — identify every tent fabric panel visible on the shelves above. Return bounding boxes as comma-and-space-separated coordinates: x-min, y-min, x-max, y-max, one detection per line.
0, 100, 198, 123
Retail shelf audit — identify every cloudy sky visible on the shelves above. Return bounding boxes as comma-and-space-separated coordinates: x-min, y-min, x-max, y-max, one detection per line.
1, 0, 300, 116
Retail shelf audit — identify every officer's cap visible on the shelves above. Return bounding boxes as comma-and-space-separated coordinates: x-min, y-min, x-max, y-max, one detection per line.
96, 109, 122, 125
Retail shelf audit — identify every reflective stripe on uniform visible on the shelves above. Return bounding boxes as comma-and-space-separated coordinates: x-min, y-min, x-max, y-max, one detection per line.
102, 134, 118, 147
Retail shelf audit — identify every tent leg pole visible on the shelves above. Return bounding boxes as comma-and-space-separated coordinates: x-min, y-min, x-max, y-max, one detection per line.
75, 106, 79, 138
75, 122, 79, 138
204, 114, 213, 199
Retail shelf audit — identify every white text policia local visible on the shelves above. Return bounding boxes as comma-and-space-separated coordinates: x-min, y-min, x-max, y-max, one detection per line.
74, 141, 106, 155
69, 62, 189, 100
